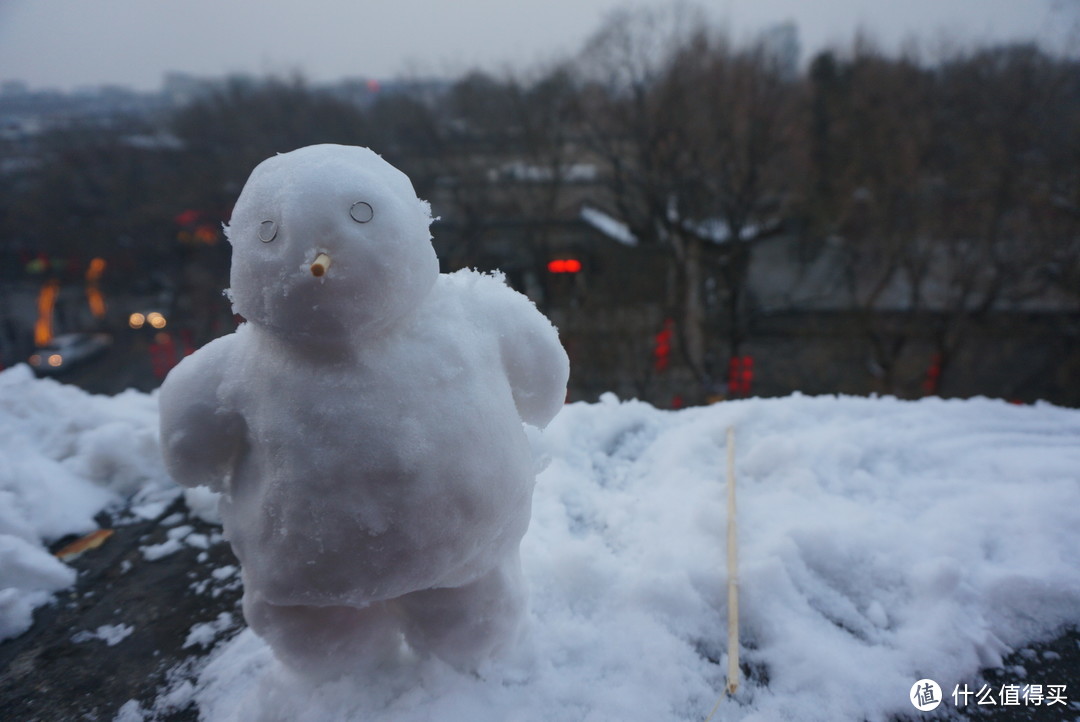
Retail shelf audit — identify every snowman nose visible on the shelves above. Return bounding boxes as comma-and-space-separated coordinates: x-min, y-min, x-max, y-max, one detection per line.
310, 252, 332, 277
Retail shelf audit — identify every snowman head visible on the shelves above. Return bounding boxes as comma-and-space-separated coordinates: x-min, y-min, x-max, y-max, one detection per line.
226, 144, 438, 337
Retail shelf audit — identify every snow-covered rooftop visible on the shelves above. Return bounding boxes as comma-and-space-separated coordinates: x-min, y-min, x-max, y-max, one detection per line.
580, 205, 638, 247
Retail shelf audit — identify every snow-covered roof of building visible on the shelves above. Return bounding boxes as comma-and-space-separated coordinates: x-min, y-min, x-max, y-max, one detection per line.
580, 205, 638, 247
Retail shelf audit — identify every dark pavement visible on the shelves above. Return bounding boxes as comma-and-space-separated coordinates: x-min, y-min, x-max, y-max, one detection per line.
0, 497, 242, 721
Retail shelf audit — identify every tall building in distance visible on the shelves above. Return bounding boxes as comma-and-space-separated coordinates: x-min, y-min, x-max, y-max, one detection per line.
759, 21, 800, 79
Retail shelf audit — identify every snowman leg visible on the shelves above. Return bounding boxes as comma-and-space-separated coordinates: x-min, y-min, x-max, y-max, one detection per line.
243, 589, 402, 681
397, 550, 527, 671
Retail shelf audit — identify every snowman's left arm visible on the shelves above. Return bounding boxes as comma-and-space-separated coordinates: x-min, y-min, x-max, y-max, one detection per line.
492, 288, 569, 429
159, 335, 247, 493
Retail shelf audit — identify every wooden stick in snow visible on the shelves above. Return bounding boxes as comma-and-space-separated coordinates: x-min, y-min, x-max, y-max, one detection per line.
705, 426, 741, 722
725, 425, 740, 696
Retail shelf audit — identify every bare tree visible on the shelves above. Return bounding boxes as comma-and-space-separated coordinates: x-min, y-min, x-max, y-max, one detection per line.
578, 5, 797, 401
922, 45, 1073, 391
808, 44, 940, 394
676, 33, 800, 365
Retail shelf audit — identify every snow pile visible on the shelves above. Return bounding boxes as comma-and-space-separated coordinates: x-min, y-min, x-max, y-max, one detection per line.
179, 393, 1080, 721
0, 533, 74, 640
185, 613, 237, 650
2, 362, 1078, 719
0, 365, 173, 640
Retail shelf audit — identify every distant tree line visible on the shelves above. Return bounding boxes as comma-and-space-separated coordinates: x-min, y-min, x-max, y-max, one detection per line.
1, 6, 1077, 400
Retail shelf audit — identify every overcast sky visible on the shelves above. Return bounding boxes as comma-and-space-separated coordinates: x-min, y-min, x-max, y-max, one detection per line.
0, 0, 1070, 92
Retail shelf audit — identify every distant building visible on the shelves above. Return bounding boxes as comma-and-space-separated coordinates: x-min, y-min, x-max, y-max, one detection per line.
759, 21, 800, 78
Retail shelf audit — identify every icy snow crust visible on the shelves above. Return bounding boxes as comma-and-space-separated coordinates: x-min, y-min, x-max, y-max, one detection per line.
159, 144, 571, 676
2, 366, 1080, 719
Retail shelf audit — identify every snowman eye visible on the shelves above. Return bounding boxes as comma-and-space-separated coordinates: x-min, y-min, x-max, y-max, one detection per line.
258, 220, 278, 243
349, 201, 374, 223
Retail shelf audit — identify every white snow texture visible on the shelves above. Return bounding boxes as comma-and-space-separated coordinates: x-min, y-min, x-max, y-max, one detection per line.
188, 393, 1080, 721
0, 365, 172, 640
2, 365, 1080, 719
158, 144, 572, 678
72, 622, 134, 646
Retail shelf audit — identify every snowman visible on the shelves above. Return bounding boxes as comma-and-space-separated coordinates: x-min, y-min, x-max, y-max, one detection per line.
159, 144, 569, 678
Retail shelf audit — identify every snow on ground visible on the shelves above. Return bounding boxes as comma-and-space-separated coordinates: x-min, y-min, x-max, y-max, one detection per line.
0, 365, 176, 640
3, 365, 1080, 720
72, 622, 135, 647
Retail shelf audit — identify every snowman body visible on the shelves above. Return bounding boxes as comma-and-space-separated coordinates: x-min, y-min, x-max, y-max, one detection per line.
159, 145, 568, 676
217, 277, 539, 607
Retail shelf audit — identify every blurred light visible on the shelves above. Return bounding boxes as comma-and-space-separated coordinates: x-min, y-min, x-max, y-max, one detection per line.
47, 354, 62, 368
193, 224, 218, 244
653, 318, 674, 372
728, 355, 754, 396
85, 257, 108, 319
147, 312, 166, 329
35, 279, 59, 346
175, 209, 201, 226
87, 288, 106, 319
29, 354, 41, 366
548, 258, 582, 273
129, 312, 146, 329
85, 257, 107, 281
154, 332, 171, 345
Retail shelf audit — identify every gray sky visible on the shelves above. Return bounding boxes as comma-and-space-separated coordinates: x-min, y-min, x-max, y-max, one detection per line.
0, 0, 1069, 92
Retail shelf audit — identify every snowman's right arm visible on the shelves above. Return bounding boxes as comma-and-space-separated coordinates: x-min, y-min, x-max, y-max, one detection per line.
158, 335, 247, 493
475, 279, 569, 429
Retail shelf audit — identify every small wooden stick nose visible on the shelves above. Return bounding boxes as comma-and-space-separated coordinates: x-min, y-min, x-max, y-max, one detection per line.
310, 252, 331, 277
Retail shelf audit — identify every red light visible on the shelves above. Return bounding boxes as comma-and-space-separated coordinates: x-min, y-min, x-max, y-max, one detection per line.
922, 353, 942, 395
728, 355, 754, 397
174, 209, 201, 226
548, 258, 581, 273
653, 319, 674, 372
